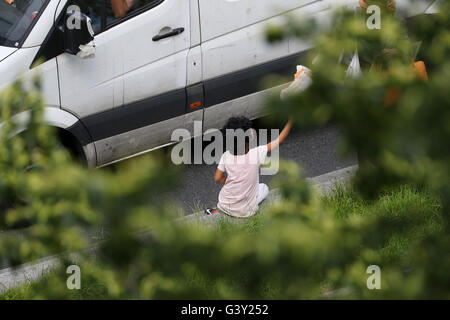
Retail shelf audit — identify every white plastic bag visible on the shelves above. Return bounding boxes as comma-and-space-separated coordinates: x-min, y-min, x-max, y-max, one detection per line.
77, 41, 96, 59
281, 65, 313, 100
346, 50, 362, 79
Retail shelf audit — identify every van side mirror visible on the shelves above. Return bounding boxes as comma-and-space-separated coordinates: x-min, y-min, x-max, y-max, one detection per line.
61, 10, 95, 58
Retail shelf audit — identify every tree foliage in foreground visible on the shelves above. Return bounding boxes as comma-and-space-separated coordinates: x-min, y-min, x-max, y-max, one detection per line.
0, 2, 449, 299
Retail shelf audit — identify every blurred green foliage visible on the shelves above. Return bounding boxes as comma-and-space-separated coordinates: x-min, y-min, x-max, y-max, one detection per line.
1, 1, 449, 299
0, 80, 179, 274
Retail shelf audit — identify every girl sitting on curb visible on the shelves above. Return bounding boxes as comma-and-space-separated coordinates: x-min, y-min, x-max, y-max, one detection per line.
213, 116, 293, 218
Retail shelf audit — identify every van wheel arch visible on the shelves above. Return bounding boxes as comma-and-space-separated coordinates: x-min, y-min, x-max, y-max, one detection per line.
41, 107, 96, 167
57, 127, 88, 165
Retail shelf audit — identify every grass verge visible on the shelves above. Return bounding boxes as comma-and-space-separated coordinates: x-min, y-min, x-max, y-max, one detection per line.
0, 184, 442, 299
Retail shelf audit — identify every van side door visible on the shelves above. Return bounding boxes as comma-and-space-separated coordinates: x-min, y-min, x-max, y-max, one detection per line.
56, 0, 123, 122
90, 0, 191, 165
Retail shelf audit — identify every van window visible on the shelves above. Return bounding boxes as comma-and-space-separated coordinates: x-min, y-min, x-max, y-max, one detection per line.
67, 1, 162, 34
69, 0, 103, 34
0, 0, 47, 47
106, 0, 161, 27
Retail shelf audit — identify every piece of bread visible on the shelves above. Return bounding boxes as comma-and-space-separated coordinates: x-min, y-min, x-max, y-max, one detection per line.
281, 65, 312, 100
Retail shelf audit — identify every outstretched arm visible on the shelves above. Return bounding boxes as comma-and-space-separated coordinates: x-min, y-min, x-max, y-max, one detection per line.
111, 0, 133, 18
267, 118, 293, 154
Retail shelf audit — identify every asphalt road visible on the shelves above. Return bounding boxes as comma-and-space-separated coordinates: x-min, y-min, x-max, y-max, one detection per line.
170, 123, 358, 214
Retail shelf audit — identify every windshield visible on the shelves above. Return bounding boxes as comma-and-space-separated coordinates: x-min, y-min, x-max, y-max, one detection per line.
0, 0, 47, 47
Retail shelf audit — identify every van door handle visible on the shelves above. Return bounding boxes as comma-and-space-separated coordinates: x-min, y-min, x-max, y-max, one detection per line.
152, 27, 185, 41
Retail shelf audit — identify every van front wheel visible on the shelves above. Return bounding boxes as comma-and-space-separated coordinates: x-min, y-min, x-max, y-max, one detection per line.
57, 129, 87, 166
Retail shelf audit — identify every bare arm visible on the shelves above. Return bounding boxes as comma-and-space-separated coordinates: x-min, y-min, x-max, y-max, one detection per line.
214, 169, 227, 185
111, 0, 132, 18
267, 118, 293, 154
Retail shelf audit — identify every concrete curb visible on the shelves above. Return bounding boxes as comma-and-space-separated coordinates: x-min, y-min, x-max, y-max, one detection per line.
0, 165, 358, 294
308, 164, 359, 194
0, 255, 59, 294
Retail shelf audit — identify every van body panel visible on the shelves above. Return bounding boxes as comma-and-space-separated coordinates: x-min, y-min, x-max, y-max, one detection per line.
204, 83, 286, 132
200, 15, 289, 82
425, 0, 440, 14
189, 0, 201, 47
2, 107, 76, 136
123, 50, 189, 106
55, 0, 68, 19
288, 1, 331, 54
203, 52, 305, 109
0, 106, 96, 167
57, 30, 124, 118
84, 0, 191, 165
0, 46, 60, 109
83, 87, 186, 142
95, 106, 204, 167
31, 56, 61, 109
187, 45, 202, 86
94, 112, 184, 166
397, 0, 436, 17
200, 0, 323, 132
42, 106, 79, 129
184, 108, 204, 140
198, 0, 319, 42
0, 46, 17, 62
42, 108, 96, 168
119, 1, 190, 77
22, 0, 60, 48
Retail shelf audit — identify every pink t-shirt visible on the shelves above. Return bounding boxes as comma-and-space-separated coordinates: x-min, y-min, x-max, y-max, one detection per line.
217, 145, 268, 218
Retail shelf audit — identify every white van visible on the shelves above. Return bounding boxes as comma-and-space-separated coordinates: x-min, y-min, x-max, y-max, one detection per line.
0, 0, 438, 167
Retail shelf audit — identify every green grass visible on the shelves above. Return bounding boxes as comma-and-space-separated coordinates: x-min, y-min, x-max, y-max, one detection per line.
322, 184, 443, 260
0, 263, 109, 300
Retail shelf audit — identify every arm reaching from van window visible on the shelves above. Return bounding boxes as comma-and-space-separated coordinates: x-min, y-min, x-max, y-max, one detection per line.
111, 0, 133, 18
267, 118, 293, 154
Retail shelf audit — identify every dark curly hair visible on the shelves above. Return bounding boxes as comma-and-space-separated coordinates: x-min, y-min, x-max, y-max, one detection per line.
223, 116, 255, 156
